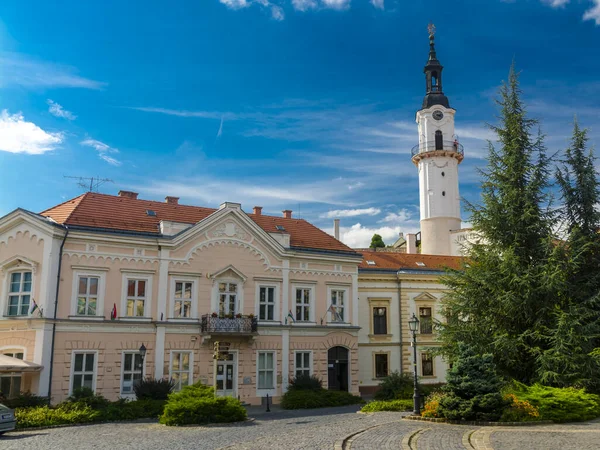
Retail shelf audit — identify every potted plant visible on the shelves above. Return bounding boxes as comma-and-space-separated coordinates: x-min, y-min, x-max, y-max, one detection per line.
248, 313, 255, 319
227, 313, 234, 319
211, 312, 218, 318
235, 313, 243, 319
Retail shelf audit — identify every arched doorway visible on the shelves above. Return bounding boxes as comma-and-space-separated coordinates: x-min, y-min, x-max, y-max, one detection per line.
327, 346, 349, 391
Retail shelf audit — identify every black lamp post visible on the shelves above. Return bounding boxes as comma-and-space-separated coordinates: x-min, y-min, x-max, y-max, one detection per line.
139, 344, 147, 375
408, 313, 421, 415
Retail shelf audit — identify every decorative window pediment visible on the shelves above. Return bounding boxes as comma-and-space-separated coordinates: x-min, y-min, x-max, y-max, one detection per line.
210, 265, 247, 283
414, 292, 437, 302
0, 255, 39, 275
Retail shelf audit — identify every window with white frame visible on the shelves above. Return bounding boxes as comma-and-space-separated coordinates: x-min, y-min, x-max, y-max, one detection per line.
218, 282, 237, 315
257, 351, 275, 389
295, 352, 311, 378
126, 279, 147, 317
295, 288, 311, 322
76, 276, 99, 316
121, 352, 143, 394
173, 281, 193, 318
258, 286, 275, 321
170, 352, 192, 390
0, 350, 24, 398
7, 271, 32, 316
330, 290, 345, 322
71, 352, 96, 392
1, 351, 24, 360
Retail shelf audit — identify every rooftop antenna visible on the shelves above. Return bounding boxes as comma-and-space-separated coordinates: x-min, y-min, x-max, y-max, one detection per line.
64, 175, 114, 193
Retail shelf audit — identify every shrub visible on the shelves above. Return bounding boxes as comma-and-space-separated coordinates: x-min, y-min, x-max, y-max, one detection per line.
66, 387, 110, 409
3, 392, 48, 409
506, 382, 600, 423
500, 393, 540, 422
374, 371, 414, 401
361, 399, 413, 412
134, 378, 176, 400
281, 389, 363, 409
15, 403, 100, 429
422, 390, 446, 418
159, 383, 247, 426
100, 399, 166, 421
288, 373, 323, 391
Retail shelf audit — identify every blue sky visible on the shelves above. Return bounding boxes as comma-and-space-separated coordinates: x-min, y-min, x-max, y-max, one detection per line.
0, 0, 599, 247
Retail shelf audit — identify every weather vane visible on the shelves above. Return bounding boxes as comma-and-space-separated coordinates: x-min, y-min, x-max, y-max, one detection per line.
428, 22, 436, 37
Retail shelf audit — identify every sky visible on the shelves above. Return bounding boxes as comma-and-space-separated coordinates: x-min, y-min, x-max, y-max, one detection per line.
0, 0, 599, 248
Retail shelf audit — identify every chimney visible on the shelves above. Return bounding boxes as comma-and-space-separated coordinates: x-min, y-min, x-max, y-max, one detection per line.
406, 233, 417, 254
118, 190, 138, 200
165, 196, 179, 205
334, 219, 340, 240
282, 210, 292, 219
253, 206, 263, 216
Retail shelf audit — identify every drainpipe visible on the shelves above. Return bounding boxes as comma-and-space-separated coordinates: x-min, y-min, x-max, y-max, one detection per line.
397, 271, 403, 374
47, 226, 69, 404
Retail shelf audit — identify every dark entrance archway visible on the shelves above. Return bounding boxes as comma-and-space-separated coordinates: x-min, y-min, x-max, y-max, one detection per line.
327, 346, 349, 391
435, 130, 443, 150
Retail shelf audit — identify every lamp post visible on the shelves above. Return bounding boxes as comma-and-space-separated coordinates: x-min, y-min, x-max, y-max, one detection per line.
408, 313, 420, 415
139, 344, 147, 377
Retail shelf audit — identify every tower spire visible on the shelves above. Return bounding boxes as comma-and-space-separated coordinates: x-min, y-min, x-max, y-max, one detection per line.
422, 23, 449, 109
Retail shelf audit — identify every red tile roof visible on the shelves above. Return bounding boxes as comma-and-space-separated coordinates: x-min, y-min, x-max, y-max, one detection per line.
360, 251, 464, 271
41, 193, 356, 254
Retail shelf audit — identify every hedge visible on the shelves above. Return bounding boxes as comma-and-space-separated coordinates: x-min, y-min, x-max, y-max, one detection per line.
361, 399, 413, 412
281, 389, 364, 409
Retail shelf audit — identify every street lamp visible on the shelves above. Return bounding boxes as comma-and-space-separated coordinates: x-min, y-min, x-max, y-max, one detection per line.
139, 344, 147, 375
408, 313, 421, 415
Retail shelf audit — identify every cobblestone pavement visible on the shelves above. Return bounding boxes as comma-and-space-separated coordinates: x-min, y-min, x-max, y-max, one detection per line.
2, 409, 600, 450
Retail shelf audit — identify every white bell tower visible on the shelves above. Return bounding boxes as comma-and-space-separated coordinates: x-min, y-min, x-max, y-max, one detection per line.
412, 24, 463, 256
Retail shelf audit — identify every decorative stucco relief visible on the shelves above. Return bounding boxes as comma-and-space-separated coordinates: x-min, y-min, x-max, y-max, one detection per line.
289, 269, 352, 278
0, 229, 45, 248
63, 252, 159, 267
209, 221, 249, 241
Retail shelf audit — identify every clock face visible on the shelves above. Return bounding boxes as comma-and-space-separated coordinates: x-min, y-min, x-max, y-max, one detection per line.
433, 110, 444, 121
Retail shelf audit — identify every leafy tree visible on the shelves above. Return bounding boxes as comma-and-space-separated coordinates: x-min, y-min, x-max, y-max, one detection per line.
370, 234, 385, 249
438, 64, 557, 384
438, 344, 508, 421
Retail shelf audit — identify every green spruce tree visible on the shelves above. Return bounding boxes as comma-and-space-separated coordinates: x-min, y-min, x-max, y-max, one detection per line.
438, 64, 557, 384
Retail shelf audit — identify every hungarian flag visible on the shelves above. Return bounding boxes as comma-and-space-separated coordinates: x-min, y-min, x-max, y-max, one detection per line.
110, 303, 117, 320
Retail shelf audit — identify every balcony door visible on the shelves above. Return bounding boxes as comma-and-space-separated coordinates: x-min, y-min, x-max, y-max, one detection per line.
215, 353, 237, 397
218, 282, 238, 315
327, 346, 349, 392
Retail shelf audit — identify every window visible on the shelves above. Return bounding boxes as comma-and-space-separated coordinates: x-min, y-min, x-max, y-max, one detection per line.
258, 352, 275, 389
259, 286, 275, 321
126, 279, 146, 317
295, 288, 311, 322
121, 352, 143, 394
173, 281, 193, 318
375, 354, 389, 378
295, 352, 311, 378
366, 260, 376, 265
171, 352, 192, 391
373, 307, 387, 335
0, 374, 21, 398
7, 271, 32, 316
218, 282, 237, 315
419, 307, 433, 334
76, 276, 99, 316
422, 353, 434, 376
330, 290, 345, 322
2, 351, 24, 360
72, 352, 96, 392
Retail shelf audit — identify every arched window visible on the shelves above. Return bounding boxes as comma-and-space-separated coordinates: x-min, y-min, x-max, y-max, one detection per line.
435, 130, 443, 150
431, 72, 438, 91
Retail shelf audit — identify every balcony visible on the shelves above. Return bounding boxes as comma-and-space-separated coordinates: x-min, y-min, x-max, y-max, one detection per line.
200, 314, 258, 335
411, 140, 464, 160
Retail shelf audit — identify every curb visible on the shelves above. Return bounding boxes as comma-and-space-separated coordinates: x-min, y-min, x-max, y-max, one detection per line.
333, 420, 403, 450
403, 416, 553, 427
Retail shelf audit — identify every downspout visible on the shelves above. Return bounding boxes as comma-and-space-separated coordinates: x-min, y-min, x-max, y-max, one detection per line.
47, 225, 69, 404
397, 271, 403, 374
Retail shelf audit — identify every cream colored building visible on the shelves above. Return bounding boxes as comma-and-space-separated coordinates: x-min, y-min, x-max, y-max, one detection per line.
0, 193, 362, 404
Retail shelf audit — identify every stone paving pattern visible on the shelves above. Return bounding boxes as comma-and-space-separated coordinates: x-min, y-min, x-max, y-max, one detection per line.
1, 406, 600, 449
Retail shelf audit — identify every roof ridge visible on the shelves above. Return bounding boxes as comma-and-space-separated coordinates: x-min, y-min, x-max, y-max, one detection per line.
40, 192, 88, 224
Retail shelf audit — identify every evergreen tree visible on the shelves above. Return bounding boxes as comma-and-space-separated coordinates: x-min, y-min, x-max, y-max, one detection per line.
438, 65, 557, 383
369, 234, 385, 249
537, 120, 600, 391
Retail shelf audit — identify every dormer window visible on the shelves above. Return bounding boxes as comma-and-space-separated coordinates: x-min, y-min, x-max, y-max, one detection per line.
276, 225, 285, 231
366, 260, 376, 266
416, 262, 426, 267
146, 210, 156, 217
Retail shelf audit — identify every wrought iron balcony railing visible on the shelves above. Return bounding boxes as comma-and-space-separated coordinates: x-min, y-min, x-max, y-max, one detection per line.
411, 140, 464, 158
200, 314, 258, 334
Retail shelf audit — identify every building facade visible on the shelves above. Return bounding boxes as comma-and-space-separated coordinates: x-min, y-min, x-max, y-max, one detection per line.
0, 194, 362, 404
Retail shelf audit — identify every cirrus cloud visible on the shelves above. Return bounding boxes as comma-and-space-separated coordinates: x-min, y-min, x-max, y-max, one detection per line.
320, 207, 381, 218
47, 100, 77, 120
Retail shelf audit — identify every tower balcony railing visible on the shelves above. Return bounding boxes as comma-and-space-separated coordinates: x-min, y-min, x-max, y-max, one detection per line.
200, 314, 258, 335
411, 140, 464, 158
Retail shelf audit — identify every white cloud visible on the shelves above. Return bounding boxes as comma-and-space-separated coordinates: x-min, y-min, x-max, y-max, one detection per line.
371, 0, 384, 9
128, 106, 229, 120
47, 100, 77, 120
219, 0, 250, 8
322, 0, 350, 9
340, 222, 419, 248
0, 110, 64, 154
380, 208, 413, 223
320, 207, 381, 218
542, 0, 569, 7
271, 4, 285, 19
217, 117, 224, 138
0, 53, 105, 90
584, 0, 600, 25
292, 0, 318, 10
80, 138, 121, 166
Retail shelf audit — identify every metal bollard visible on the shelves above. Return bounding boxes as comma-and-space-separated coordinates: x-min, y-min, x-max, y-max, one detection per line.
266, 393, 271, 412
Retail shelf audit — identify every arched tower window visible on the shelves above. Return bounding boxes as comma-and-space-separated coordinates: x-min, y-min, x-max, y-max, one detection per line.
431, 72, 438, 91
435, 130, 443, 150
